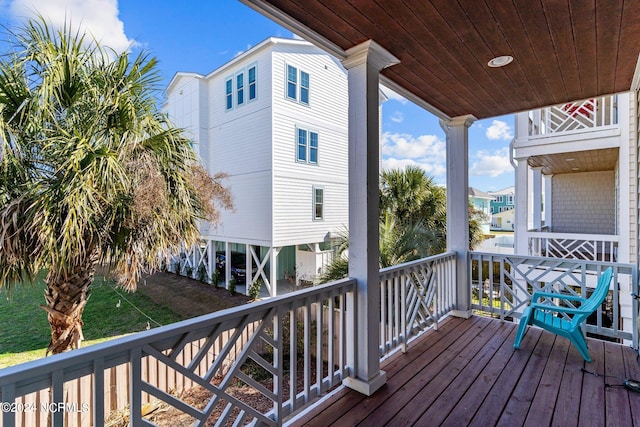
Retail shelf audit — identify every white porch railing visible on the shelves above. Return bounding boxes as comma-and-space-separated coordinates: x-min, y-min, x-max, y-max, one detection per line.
527, 231, 619, 262
379, 251, 457, 357
0, 278, 355, 427
2, 251, 638, 425
469, 252, 638, 348
529, 95, 618, 136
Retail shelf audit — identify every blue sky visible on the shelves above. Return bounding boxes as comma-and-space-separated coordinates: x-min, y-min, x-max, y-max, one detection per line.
0, 0, 514, 191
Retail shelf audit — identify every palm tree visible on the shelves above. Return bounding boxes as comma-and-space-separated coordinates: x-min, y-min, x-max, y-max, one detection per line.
321, 167, 485, 282
0, 19, 232, 354
319, 214, 443, 282
380, 166, 447, 231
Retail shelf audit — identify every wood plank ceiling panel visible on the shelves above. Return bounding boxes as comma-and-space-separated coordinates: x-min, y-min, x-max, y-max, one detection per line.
613, 0, 640, 89
248, 0, 640, 120
412, 0, 512, 114
540, 0, 581, 97
450, 0, 525, 111
527, 148, 618, 175
570, 1, 598, 100
596, 1, 623, 94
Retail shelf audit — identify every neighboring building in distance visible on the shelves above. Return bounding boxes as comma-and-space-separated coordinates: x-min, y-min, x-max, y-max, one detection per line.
468, 187, 493, 234
491, 209, 515, 232
489, 186, 515, 215
165, 37, 349, 296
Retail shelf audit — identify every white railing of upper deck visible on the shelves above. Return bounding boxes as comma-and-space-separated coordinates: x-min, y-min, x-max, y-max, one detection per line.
528, 95, 618, 136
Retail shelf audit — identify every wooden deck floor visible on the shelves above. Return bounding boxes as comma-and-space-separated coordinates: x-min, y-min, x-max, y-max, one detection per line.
290, 315, 640, 427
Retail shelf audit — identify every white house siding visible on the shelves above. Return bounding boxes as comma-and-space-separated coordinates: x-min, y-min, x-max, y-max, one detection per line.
551, 171, 615, 234
166, 39, 349, 287
203, 47, 274, 244
165, 75, 204, 153
270, 43, 349, 247
629, 91, 638, 264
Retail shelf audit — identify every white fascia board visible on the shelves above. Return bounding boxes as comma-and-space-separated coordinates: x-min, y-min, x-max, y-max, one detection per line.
202, 37, 316, 81
166, 72, 204, 94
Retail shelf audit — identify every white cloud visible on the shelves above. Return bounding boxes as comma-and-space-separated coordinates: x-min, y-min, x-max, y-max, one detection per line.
486, 120, 513, 140
381, 157, 446, 177
381, 132, 446, 178
390, 111, 403, 123
9, 0, 134, 52
382, 132, 446, 160
469, 147, 513, 177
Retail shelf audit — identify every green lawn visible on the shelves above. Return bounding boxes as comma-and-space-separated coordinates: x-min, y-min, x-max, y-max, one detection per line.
0, 275, 182, 368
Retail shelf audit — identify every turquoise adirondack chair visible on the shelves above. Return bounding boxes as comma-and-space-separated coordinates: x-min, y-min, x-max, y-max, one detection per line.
513, 267, 613, 362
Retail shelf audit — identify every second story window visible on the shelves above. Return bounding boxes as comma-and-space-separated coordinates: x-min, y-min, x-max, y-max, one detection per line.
314, 187, 324, 220
300, 71, 309, 105
287, 65, 297, 100
297, 128, 318, 164
309, 131, 318, 163
248, 65, 257, 100
286, 64, 310, 105
236, 73, 244, 106
225, 79, 233, 110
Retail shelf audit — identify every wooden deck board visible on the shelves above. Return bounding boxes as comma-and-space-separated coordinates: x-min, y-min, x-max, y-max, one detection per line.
622, 345, 640, 426
604, 342, 634, 426
415, 318, 514, 426
289, 315, 640, 427
551, 336, 585, 427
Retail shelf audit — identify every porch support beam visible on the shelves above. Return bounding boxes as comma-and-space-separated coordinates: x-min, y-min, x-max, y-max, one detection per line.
341, 39, 398, 396
441, 115, 475, 317
532, 167, 542, 230
544, 175, 553, 229
515, 160, 529, 254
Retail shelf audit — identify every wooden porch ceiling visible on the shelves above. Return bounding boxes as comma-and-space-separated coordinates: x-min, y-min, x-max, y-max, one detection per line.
241, 0, 640, 120
528, 147, 619, 175
292, 316, 640, 426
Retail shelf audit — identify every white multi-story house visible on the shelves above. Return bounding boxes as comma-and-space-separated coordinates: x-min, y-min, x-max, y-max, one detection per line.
164, 37, 349, 296
512, 93, 635, 339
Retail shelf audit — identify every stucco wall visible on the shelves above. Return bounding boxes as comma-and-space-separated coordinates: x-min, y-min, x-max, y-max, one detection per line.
551, 171, 615, 234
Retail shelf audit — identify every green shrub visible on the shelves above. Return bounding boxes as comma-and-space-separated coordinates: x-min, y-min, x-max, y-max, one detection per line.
197, 264, 208, 282
248, 278, 262, 300
228, 277, 237, 295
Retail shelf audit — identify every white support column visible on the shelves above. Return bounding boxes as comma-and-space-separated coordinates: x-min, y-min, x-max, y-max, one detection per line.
271, 247, 280, 296
341, 40, 398, 396
544, 175, 553, 229
440, 115, 475, 317
245, 243, 251, 296
225, 242, 231, 289
515, 159, 529, 255
207, 239, 215, 283
532, 167, 542, 230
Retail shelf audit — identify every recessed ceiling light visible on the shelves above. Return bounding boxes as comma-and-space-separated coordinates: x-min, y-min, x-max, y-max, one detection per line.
488, 55, 513, 68
571, 167, 580, 171
566, 158, 575, 161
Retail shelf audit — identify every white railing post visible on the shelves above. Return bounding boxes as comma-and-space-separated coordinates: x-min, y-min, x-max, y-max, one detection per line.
129, 348, 142, 426
341, 40, 398, 396
441, 115, 476, 317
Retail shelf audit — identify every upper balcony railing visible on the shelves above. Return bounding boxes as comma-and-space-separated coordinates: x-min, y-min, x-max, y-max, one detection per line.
528, 95, 618, 136
527, 230, 619, 262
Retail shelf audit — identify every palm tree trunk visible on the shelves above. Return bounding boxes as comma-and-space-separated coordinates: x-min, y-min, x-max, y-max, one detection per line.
42, 254, 98, 355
